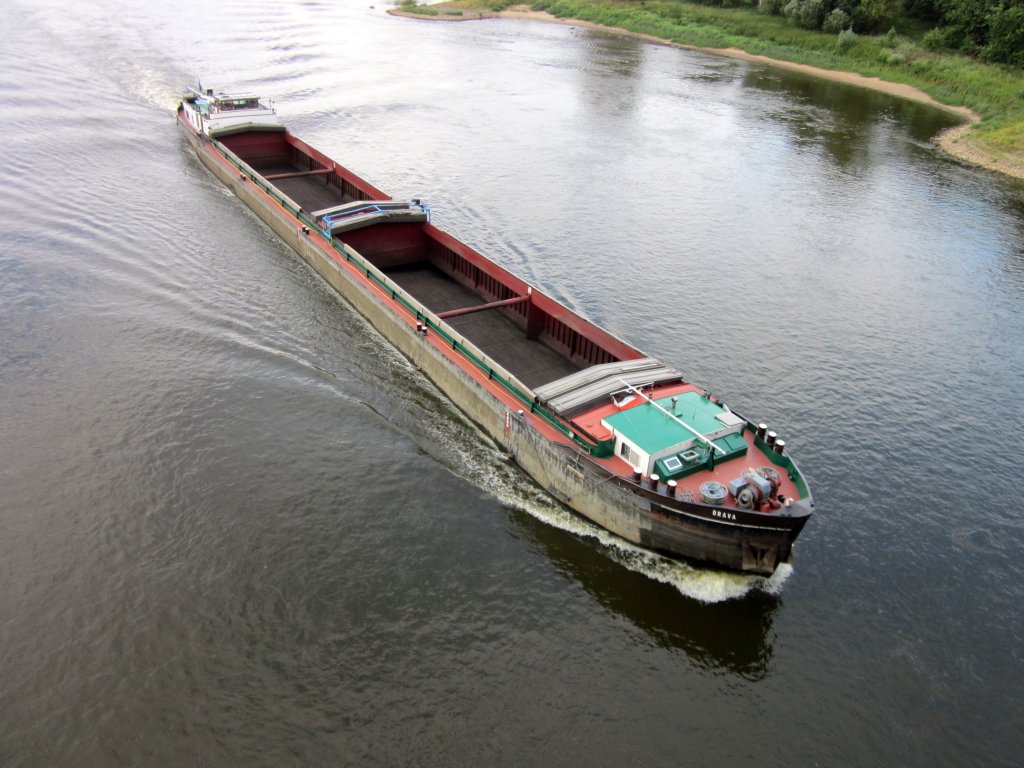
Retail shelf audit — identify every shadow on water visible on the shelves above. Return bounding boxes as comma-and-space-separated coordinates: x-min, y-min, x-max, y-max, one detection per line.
741, 66, 961, 170
508, 506, 778, 680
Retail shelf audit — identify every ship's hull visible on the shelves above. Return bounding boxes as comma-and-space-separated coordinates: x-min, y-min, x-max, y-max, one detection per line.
177, 109, 811, 576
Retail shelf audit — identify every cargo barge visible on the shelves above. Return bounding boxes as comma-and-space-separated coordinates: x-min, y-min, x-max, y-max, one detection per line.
177, 86, 813, 575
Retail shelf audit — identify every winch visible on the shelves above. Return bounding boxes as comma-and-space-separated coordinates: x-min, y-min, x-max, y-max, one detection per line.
728, 468, 781, 510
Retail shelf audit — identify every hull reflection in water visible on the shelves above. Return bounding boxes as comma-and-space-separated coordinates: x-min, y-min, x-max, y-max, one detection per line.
511, 506, 777, 678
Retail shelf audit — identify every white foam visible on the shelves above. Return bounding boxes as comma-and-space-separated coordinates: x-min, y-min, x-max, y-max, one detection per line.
133, 69, 182, 112
411, 383, 793, 603
514, 501, 794, 603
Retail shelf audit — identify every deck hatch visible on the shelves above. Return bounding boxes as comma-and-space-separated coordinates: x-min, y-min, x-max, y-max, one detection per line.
534, 358, 684, 417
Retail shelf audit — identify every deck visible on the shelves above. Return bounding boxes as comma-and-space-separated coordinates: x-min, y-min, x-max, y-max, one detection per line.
384, 264, 581, 389
245, 155, 580, 389
251, 161, 351, 212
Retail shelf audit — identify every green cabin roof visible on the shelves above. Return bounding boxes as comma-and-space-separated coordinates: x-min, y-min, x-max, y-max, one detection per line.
602, 391, 731, 454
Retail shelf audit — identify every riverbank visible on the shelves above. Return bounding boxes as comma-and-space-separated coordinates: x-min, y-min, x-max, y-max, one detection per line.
389, 3, 1023, 181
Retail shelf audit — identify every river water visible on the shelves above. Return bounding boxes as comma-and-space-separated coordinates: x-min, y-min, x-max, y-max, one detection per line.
2, 0, 1022, 765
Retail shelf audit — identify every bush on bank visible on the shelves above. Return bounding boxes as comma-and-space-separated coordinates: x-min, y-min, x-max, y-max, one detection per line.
522, 0, 1024, 66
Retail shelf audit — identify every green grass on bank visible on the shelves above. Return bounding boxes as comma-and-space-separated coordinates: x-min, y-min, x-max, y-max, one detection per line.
443, 0, 1024, 156
401, 0, 464, 15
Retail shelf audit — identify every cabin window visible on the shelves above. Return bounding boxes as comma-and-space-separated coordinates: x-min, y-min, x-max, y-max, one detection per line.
619, 442, 632, 463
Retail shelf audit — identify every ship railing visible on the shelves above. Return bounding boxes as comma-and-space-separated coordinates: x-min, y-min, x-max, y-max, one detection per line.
212, 139, 600, 454
330, 239, 599, 453
216, 140, 306, 217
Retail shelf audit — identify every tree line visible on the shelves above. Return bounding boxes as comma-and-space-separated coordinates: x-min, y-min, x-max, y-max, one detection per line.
695, 0, 1023, 66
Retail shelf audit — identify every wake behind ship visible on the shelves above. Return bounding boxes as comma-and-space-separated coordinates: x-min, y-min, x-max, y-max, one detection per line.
177, 86, 814, 575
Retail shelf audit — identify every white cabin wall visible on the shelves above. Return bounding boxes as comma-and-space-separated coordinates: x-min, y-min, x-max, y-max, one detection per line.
614, 435, 651, 475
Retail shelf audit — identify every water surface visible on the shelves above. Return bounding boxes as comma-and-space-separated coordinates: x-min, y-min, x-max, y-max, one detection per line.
2, 1, 1022, 765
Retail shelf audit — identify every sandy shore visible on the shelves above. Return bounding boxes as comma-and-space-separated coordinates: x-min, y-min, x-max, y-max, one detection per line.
390, 5, 1023, 181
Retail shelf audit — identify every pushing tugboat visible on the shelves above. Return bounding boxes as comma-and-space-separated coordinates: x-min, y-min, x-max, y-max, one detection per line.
178, 85, 814, 575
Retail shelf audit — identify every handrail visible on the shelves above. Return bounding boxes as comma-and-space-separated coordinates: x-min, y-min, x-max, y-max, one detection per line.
210, 138, 600, 452
214, 138, 317, 229
328, 237, 597, 451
